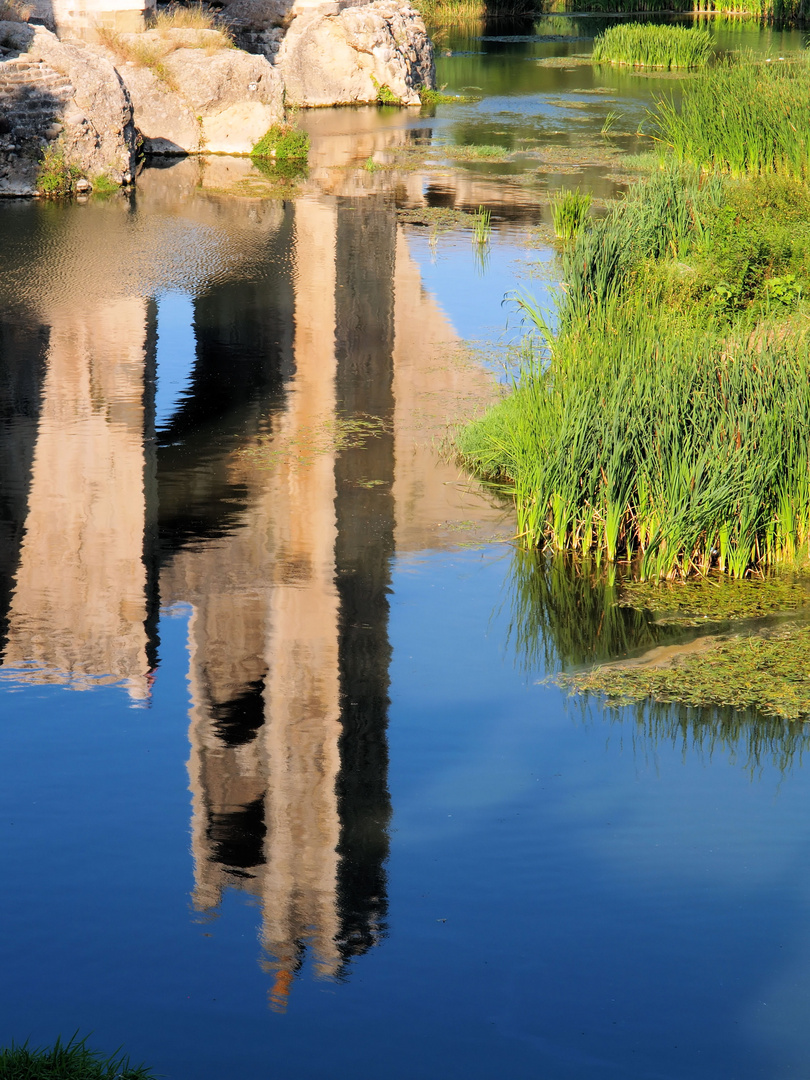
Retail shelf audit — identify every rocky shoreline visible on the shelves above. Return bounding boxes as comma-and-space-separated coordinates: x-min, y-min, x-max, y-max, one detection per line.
0, 0, 434, 196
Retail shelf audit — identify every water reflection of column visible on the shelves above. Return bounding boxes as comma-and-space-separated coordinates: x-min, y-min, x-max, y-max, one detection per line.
2, 299, 151, 700
258, 198, 344, 1009
333, 196, 395, 957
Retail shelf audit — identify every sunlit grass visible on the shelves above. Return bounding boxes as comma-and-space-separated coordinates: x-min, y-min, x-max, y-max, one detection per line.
592, 22, 714, 69
653, 55, 810, 179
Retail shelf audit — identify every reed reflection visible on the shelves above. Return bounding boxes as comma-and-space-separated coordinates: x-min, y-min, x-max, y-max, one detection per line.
508, 549, 810, 773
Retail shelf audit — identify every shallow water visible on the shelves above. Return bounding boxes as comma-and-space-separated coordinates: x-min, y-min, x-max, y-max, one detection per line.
3, 23, 810, 1080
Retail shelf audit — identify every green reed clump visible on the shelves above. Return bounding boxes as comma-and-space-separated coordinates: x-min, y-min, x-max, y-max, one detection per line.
458, 162, 810, 580
653, 56, 810, 179
0, 1035, 154, 1080
558, 163, 724, 326
591, 22, 714, 69
459, 312, 810, 579
550, 188, 592, 240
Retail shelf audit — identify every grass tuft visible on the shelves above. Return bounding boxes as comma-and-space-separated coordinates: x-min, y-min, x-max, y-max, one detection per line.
36, 142, 83, 197
0, 1034, 155, 1080
550, 187, 591, 241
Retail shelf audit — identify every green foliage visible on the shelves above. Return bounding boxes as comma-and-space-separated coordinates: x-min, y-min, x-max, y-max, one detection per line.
0, 1034, 154, 1080
550, 187, 592, 241
370, 75, 401, 105
90, 173, 119, 196
36, 143, 83, 197
250, 123, 309, 163
457, 165, 810, 580
419, 88, 482, 105
591, 22, 714, 68
653, 56, 810, 179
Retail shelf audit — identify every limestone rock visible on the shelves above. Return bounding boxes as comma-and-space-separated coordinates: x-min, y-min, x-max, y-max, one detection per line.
103, 28, 284, 155
274, 0, 434, 107
0, 21, 137, 195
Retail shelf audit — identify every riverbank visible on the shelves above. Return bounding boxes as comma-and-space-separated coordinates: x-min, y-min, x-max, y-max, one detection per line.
458, 46, 810, 584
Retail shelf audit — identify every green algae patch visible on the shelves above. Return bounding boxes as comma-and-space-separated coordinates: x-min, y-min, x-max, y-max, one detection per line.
555, 625, 810, 721
620, 576, 810, 625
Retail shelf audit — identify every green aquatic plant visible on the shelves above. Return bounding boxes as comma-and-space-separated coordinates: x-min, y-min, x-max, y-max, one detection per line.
0, 1034, 155, 1080
443, 143, 506, 160
591, 22, 714, 69
371, 75, 401, 105
419, 88, 483, 106
250, 123, 309, 163
471, 204, 491, 245
550, 188, 592, 241
653, 56, 810, 179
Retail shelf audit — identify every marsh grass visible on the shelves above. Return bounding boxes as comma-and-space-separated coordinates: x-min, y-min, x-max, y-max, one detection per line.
550, 187, 591, 240
653, 55, 810, 178
0, 1034, 154, 1080
591, 22, 714, 68
458, 165, 810, 580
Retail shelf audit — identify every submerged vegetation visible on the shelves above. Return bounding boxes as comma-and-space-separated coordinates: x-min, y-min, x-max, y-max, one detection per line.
557, 625, 810, 720
459, 62, 810, 581
0, 1035, 154, 1080
591, 22, 714, 68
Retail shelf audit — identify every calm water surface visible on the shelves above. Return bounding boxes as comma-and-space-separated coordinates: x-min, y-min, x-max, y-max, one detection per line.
3, 25, 810, 1080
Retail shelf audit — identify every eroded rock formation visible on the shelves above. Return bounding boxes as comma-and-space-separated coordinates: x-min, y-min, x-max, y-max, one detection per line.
0, 0, 434, 194
96, 28, 283, 154
0, 20, 137, 194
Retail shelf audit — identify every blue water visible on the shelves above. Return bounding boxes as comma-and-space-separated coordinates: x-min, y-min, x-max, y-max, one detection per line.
3, 22, 810, 1080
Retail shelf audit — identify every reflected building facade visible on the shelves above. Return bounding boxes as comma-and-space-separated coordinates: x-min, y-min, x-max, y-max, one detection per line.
0, 187, 505, 1007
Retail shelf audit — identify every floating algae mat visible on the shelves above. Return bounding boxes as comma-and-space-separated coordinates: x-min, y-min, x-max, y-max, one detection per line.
556, 625, 810, 721
620, 574, 810, 625
554, 575, 810, 720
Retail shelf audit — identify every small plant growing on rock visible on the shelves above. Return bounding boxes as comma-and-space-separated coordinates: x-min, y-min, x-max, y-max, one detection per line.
371, 75, 401, 105
37, 142, 83, 197
251, 123, 309, 163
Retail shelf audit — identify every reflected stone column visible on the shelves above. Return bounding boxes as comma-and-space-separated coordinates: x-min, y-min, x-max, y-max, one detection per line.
259, 197, 343, 1009
2, 298, 152, 701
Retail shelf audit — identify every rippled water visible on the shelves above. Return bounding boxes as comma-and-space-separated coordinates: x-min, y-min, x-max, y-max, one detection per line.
3, 23, 810, 1080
